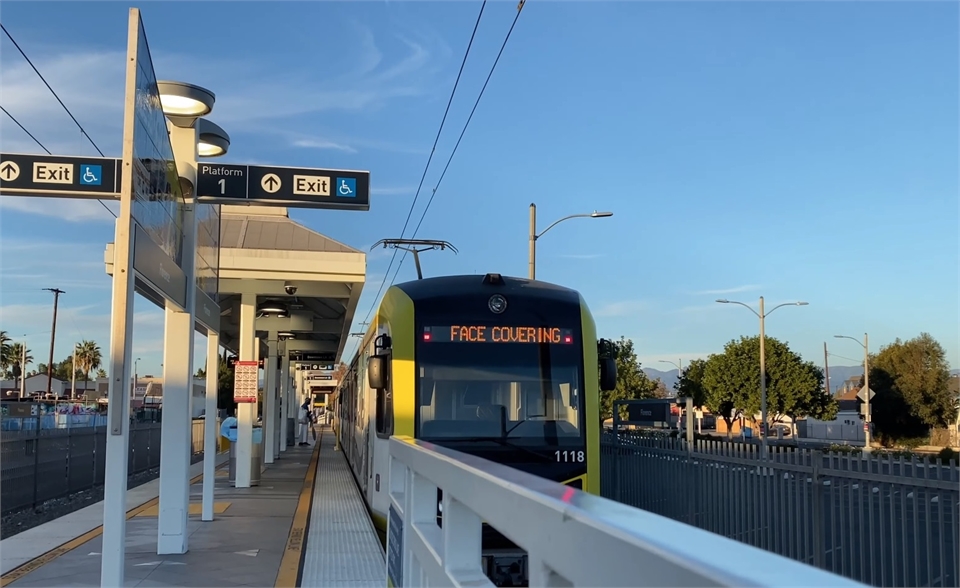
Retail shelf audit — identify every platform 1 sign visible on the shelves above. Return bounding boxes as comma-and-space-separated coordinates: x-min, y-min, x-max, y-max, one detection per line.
0, 153, 122, 198
195, 163, 369, 211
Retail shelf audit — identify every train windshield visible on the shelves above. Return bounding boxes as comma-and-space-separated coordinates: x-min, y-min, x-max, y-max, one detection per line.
415, 326, 584, 446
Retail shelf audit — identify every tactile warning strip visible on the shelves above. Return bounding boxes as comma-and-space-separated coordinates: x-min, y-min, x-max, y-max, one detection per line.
300, 431, 386, 587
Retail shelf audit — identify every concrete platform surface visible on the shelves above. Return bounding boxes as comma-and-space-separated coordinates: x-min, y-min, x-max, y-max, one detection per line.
3, 445, 317, 588
1, 452, 229, 576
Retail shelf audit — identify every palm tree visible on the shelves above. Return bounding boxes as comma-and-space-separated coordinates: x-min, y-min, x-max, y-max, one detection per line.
0, 331, 12, 377
75, 340, 103, 397
8, 342, 32, 378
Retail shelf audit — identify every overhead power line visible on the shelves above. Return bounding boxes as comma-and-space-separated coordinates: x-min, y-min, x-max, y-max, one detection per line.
0, 22, 116, 218
386, 0, 527, 288
359, 0, 490, 329
0, 105, 50, 154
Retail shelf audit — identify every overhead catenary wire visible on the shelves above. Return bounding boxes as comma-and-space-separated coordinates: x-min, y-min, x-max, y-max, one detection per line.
386, 0, 526, 288
0, 23, 117, 218
1, 105, 50, 154
358, 0, 490, 331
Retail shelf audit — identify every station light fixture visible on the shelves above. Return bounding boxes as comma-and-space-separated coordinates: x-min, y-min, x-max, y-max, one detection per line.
196, 118, 230, 158
590, 211, 614, 218
157, 80, 215, 117
278, 331, 296, 340
257, 300, 288, 315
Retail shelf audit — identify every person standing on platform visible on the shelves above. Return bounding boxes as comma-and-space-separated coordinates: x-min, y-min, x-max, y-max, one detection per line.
298, 399, 315, 446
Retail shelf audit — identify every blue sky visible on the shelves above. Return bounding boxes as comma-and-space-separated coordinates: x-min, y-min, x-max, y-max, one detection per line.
0, 1, 957, 382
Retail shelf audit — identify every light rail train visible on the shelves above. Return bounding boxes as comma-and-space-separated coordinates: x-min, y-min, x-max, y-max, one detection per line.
333, 273, 617, 587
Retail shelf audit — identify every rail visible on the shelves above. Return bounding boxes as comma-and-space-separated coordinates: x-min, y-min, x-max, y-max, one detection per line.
387, 435, 866, 587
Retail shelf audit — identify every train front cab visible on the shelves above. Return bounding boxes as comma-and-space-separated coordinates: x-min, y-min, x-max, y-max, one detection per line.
367, 280, 618, 587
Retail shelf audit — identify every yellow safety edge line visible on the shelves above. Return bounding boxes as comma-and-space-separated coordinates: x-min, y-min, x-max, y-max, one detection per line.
274, 429, 322, 588
0, 462, 223, 587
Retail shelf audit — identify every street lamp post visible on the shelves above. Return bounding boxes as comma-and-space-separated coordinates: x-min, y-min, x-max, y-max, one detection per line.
717, 296, 808, 455
834, 333, 871, 451
528, 203, 612, 280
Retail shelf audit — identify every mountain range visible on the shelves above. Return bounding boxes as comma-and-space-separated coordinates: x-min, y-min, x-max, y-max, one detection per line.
643, 366, 960, 396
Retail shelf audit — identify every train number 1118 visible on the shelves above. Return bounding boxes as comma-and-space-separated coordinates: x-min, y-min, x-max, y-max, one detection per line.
555, 450, 585, 463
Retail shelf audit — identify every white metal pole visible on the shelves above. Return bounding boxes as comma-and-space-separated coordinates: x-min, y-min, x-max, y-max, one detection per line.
236, 294, 256, 488
201, 332, 219, 521
863, 332, 871, 451
101, 10, 140, 587
758, 296, 767, 458
528, 203, 536, 280
71, 344, 77, 399
279, 343, 289, 453
264, 332, 278, 463
20, 343, 26, 399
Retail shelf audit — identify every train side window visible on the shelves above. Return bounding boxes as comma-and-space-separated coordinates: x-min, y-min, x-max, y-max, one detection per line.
375, 354, 394, 438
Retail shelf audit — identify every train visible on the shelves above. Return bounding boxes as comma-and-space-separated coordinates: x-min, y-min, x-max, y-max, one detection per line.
333, 273, 617, 587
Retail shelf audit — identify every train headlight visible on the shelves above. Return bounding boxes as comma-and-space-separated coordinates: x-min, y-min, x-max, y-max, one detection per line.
488, 294, 507, 314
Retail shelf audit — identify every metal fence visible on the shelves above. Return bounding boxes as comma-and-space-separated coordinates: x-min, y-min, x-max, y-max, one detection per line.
601, 432, 960, 588
1, 417, 211, 515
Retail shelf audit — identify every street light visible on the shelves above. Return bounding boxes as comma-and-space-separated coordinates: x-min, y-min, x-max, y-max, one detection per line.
528, 203, 612, 279
157, 80, 215, 117
716, 296, 808, 455
835, 333, 871, 451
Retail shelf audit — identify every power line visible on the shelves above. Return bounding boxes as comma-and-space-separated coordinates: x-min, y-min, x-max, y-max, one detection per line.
359, 0, 489, 329
0, 105, 50, 154
0, 24, 117, 218
1, 23, 105, 157
387, 0, 526, 287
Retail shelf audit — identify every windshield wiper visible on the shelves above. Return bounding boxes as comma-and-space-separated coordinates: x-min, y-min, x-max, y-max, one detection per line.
440, 436, 554, 463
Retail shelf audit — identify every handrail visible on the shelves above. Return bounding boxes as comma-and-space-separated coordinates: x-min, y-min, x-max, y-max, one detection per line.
387, 435, 866, 587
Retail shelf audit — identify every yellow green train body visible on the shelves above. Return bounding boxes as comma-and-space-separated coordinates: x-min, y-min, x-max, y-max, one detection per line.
333, 273, 615, 585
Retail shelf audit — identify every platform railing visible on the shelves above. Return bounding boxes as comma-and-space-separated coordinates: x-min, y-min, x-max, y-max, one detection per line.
387, 435, 867, 587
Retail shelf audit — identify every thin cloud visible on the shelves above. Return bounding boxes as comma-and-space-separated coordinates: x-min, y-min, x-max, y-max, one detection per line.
594, 300, 648, 318
558, 253, 603, 260
292, 138, 358, 154
370, 186, 415, 196
695, 284, 762, 296
639, 352, 715, 367
0, 196, 118, 223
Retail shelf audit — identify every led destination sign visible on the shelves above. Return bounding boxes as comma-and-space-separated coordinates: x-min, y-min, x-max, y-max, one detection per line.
424, 326, 574, 344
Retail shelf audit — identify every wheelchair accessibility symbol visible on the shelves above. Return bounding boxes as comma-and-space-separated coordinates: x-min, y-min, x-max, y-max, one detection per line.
79, 165, 102, 186
336, 177, 356, 197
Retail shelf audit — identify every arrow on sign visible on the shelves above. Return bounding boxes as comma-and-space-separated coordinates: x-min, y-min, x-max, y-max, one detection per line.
261, 174, 281, 193
0, 161, 20, 181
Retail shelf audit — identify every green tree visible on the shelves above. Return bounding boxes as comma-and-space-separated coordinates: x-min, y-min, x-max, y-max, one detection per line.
75, 340, 103, 396
599, 336, 659, 424
7, 342, 32, 381
675, 358, 708, 408
867, 333, 955, 443
702, 335, 836, 434
217, 353, 236, 412
0, 331, 12, 377
96, 368, 107, 379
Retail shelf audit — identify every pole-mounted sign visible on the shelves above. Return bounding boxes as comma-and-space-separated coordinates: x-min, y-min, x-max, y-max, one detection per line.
196, 163, 370, 211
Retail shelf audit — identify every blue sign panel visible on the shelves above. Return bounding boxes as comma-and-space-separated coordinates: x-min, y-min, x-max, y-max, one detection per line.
336, 177, 356, 198
387, 504, 403, 587
79, 164, 103, 186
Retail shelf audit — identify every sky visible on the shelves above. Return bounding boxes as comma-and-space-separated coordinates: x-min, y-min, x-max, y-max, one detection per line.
0, 1, 957, 383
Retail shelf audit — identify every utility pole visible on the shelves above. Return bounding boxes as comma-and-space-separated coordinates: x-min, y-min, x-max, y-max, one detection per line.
43, 288, 65, 397
20, 341, 26, 400
823, 342, 830, 396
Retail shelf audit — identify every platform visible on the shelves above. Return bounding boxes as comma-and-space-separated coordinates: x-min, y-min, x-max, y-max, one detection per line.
1, 427, 386, 588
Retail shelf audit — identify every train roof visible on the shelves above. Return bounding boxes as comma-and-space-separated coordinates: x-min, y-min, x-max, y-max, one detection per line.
391, 273, 581, 305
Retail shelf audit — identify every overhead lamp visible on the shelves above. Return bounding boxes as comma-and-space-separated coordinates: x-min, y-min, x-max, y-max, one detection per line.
590, 211, 613, 218
197, 118, 230, 157
278, 331, 296, 340
157, 80, 215, 117
257, 300, 288, 315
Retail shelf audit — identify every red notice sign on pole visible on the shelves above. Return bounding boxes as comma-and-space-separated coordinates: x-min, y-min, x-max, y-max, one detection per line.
234, 361, 259, 403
